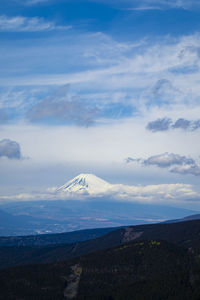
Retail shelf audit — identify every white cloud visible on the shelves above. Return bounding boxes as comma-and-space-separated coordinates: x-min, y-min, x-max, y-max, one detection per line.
0, 15, 71, 32
0, 181, 199, 206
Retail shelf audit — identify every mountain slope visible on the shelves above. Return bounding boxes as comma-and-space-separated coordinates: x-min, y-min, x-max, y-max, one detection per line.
0, 239, 198, 300
57, 173, 112, 195
76, 240, 198, 300
2, 219, 200, 269
166, 214, 200, 224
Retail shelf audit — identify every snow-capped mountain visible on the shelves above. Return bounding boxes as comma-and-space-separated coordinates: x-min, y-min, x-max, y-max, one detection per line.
1, 173, 195, 208
57, 173, 112, 195
55, 173, 190, 202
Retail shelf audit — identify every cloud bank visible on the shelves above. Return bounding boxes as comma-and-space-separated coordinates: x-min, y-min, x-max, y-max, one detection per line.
0, 182, 198, 206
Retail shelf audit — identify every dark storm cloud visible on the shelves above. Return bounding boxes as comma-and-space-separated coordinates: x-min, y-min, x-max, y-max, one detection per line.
125, 152, 200, 176
147, 118, 200, 132
170, 165, 200, 176
146, 118, 172, 132
192, 120, 200, 130
0, 139, 22, 160
143, 153, 195, 168
172, 118, 191, 130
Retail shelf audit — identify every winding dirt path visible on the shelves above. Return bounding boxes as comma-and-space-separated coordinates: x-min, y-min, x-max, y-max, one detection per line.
64, 264, 82, 299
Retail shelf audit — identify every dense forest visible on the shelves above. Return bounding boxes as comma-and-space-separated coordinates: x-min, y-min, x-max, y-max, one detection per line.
1, 220, 200, 299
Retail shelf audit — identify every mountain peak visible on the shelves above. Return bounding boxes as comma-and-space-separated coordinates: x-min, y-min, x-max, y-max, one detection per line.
57, 173, 111, 195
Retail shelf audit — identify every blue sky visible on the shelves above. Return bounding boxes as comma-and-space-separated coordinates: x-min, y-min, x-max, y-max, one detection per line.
1, 0, 200, 209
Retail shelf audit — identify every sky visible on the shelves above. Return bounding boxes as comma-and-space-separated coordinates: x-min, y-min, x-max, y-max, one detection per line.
1, 0, 200, 209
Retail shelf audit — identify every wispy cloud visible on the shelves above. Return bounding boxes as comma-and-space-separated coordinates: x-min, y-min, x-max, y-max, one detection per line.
0, 15, 71, 32
126, 0, 200, 10
0, 110, 9, 124
25, 0, 50, 5
15, 0, 50, 5
1, 33, 200, 131
127, 6, 162, 11
26, 84, 99, 126
19, 0, 200, 10
2, 32, 200, 108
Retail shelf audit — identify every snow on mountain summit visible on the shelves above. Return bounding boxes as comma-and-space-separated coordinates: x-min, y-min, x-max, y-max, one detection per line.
57, 173, 112, 195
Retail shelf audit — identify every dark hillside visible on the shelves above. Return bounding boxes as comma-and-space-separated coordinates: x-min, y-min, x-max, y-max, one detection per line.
126, 219, 200, 253
0, 227, 118, 247
76, 240, 199, 300
0, 240, 199, 300
0, 228, 124, 269
1, 219, 200, 269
